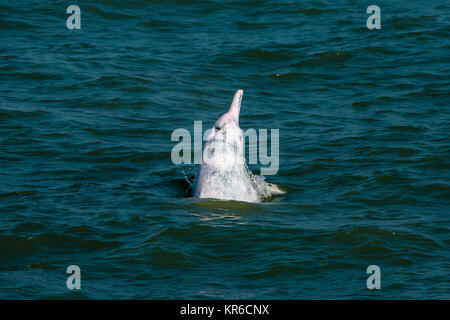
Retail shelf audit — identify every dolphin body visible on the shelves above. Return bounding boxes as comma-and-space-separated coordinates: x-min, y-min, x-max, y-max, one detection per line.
193, 89, 273, 202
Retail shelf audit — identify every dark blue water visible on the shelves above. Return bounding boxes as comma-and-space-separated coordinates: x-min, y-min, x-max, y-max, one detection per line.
0, 0, 449, 299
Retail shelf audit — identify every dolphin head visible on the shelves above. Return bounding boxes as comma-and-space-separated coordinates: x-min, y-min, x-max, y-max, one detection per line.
214, 89, 243, 128
202, 90, 245, 169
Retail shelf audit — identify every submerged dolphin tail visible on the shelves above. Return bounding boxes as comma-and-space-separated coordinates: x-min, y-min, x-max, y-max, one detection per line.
228, 89, 243, 125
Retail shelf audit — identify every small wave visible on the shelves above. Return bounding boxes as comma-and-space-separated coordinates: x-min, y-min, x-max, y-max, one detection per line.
243, 264, 307, 279
0, 190, 38, 198
9, 72, 62, 81
139, 19, 184, 29
387, 125, 426, 133
0, 18, 34, 31
293, 51, 352, 68
240, 49, 293, 61
83, 5, 136, 21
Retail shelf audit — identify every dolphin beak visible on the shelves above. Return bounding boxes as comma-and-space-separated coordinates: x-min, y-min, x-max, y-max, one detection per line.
228, 89, 243, 125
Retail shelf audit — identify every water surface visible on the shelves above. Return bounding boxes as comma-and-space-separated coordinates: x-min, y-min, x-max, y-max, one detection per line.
0, 0, 449, 299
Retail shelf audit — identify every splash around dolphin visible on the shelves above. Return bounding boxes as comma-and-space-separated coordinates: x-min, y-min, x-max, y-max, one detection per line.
193, 89, 283, 203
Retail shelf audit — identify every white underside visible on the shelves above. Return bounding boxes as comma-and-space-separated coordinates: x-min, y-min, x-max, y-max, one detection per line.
194, 162, 267, 202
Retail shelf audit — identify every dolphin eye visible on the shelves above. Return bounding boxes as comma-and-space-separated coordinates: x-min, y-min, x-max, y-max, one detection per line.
214, 125, 221, 131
